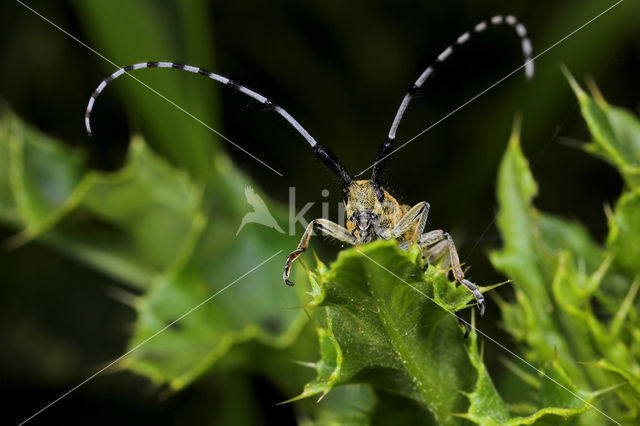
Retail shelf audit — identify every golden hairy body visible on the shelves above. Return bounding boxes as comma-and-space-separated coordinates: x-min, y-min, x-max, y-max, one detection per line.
345, 180, 416, 245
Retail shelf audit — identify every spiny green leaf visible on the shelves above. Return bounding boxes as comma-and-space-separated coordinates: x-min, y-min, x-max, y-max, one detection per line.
584, 359, 640, 399
0, 113, 204, 287
461, 315, 591, 426
298, 385, 376, 426
0, 113, 86, 238
490, 76, 640, 424
0, 112, 309, 390
563, 67, 640, 189
536, 213, 604, 274
294, 241, 591, 424
459, 320, 511, 425
294, 241, 479, 424
489, 120, 578, 377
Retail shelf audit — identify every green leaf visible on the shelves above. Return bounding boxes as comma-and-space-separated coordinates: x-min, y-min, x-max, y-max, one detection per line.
461, 314, 590, 426
293, 241, 481, 424
0, 113, 86, 237
458, 321, 510, 425
489, 121, 578, 376
490, 78, 640, 424
0, 112, 309, 390
563, 67, 640, 189
292, 241, 589, 424
299, 385, 376, 426
0, 112, 205, 287
607, 190, 640, 276
73, 0, 220, 178
299, 384, 431, 426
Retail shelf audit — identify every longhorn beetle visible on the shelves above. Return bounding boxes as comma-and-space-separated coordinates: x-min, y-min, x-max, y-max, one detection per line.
86, 14, 534, 336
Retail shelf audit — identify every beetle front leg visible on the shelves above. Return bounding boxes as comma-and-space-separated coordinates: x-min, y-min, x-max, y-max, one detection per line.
390, 201, 430, 263
390, 201, 430, 240
284, 219, 356, 286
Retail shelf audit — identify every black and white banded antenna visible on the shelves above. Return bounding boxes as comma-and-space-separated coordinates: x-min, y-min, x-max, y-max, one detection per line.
85, 62, 351, 186
371, 14, 535, 184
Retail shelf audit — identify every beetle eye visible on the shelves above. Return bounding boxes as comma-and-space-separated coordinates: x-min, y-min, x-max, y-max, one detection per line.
376, 188, 385, 202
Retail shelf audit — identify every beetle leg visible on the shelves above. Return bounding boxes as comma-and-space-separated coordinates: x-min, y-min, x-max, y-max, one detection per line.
419, 230, 485, 317
455, 310, 470, 338
422, 239, 448, 271
390, 201, 430, 241
284, 219, 355, 286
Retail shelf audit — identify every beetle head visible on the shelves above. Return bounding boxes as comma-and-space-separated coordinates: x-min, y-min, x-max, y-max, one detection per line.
344, 180, 386, 232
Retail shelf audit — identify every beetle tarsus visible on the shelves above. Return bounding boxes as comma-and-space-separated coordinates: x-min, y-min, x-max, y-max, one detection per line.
455, 311, 470, 338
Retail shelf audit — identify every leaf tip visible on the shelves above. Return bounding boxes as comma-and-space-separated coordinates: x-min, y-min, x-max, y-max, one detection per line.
560, 64, 586, 99
449, 412, 472, 420
2, 231, 31, 250
312, 250, 327, 272
290, 359, 317, 369
509, 113, 523, 148
316, 390, 329, 402
277, 395, 304, 405
591, 381, 626, 398
585, 76, 607, 106
286, 301, 313, 310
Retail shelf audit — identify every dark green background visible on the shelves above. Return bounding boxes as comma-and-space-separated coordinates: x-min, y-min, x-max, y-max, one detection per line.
1, 0, 639, 424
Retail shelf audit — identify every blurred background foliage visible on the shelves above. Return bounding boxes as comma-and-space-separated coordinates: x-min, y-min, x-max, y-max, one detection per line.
1, 0, 639, 424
